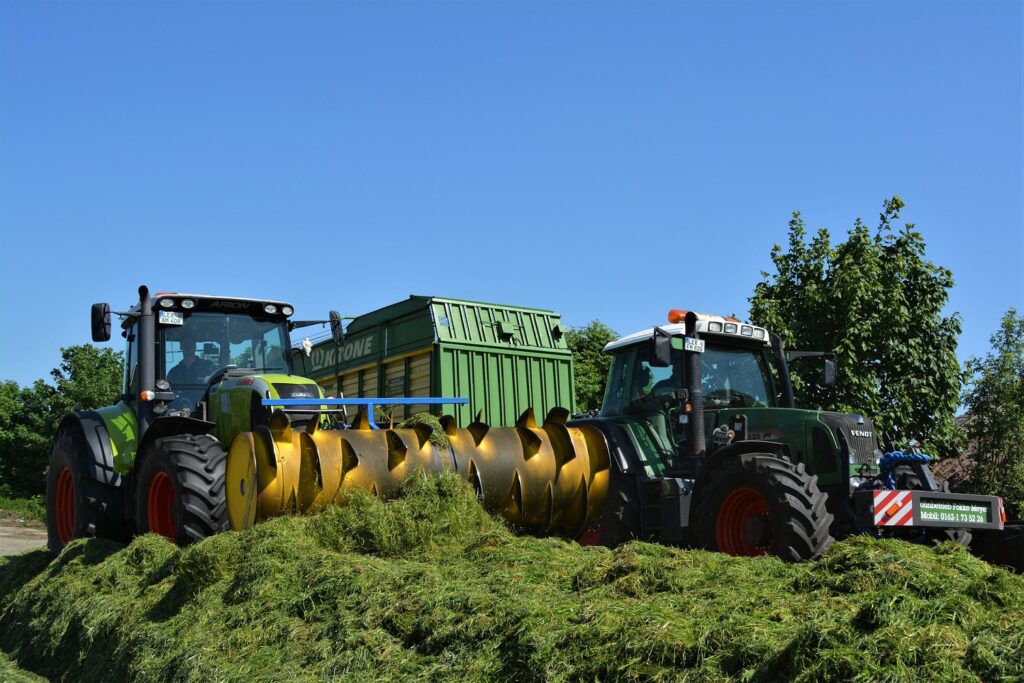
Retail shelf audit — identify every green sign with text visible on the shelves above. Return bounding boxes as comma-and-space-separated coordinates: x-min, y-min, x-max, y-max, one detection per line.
919, 499, 990, 525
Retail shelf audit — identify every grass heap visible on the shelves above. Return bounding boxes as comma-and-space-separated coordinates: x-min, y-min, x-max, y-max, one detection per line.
0, 652, 44, 682
1, 473, 1022, 682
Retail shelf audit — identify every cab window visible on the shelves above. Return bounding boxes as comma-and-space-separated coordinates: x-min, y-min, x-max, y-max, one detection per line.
700, 344, 775, 408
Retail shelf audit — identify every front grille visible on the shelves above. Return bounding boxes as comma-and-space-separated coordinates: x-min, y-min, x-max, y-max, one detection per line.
820, 412, 879, 466
273, 383, 321, 400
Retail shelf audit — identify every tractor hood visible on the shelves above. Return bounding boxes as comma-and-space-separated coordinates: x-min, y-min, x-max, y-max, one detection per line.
207, 372, 323, 447
707, 407, 881, 488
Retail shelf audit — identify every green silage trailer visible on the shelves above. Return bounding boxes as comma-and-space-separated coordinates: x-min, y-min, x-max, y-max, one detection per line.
290, 296, 575, 427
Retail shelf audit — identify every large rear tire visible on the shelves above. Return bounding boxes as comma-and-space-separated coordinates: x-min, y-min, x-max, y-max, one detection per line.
45, 422, 126, 554
134, 434, 229, 545
693, 453, 834, 561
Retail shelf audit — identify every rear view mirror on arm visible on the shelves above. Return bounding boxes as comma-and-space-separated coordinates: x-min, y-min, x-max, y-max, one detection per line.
91, 303, 111, 342
650, 327, 672, 367
330, 311, 345, 346
824, 358, 837, 387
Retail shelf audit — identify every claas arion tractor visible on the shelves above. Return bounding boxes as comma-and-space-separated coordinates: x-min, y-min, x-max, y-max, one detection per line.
47, 288, 1006, 562
46, 286, 611, 553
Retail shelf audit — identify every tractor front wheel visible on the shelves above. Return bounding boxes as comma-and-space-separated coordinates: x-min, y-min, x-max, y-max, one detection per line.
134, 434, 229, 545
693, 453, 834, 561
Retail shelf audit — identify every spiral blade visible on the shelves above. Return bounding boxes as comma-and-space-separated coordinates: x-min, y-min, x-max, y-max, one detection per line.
236, 409, 610, 539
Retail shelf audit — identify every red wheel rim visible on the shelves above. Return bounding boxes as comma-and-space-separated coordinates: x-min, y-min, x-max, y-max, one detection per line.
147, 472, 177, 540
55, 467, 75, 545
716, 487, 772, 556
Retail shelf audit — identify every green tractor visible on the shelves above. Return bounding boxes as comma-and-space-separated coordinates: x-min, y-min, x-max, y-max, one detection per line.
45, 286, 343, 552
568, 309, 1007, 560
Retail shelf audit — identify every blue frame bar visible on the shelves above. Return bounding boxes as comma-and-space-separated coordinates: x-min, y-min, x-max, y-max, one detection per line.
263, 397, 468, 407
261, 396, 469, 430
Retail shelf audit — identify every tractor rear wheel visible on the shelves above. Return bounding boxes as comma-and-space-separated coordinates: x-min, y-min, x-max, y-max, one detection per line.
45, 422, 126, 554
892, 464, 971, 546
134, 434, 229, 545
693, 453, 834, 561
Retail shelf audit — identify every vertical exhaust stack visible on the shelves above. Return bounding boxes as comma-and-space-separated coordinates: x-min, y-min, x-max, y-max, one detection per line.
684, 311, 705, 463
136, 285, 156, 437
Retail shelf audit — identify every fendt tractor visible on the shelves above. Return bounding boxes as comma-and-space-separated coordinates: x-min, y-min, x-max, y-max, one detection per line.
570, 309, 1006, 558
47, 288, 1005, 562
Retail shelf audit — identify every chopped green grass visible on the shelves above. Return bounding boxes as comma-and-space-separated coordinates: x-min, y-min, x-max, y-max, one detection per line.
0, 651, 46, 682
1, 473, 1021, 682
397, 411, 450, 450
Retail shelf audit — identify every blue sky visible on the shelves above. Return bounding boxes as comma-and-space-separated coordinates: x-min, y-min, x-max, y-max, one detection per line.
1, 0, 1021, 389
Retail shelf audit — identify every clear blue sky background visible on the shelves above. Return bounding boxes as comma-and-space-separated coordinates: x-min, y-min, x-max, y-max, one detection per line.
1, 0, 1021, 389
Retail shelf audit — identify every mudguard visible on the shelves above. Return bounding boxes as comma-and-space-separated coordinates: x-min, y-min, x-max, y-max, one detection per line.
65, 411, 121, 486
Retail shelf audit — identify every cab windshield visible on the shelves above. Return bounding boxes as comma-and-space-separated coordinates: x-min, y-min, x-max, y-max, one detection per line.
158, 312, 290, 402
698, 342, 775, 408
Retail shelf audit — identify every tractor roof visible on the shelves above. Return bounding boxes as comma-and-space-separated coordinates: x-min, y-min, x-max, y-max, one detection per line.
120, 292, 294, 326
604, 313, 771, 353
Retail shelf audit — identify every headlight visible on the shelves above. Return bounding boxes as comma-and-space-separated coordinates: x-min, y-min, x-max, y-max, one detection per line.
159, 298, 174, 308
741, 325, 753, 336
282, 305, 293, 316
708, 321, 723, 332
181, 299, 196, 310
724, 323, 738, 334
753, 328, 766, 339
264, 304, 278, 314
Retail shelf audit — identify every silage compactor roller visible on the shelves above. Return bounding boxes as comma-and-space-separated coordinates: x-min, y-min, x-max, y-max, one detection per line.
46, 287, 611, 552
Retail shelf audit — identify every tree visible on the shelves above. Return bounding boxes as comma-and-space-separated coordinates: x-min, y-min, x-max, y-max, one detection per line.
566, 321, 618, 412
50, 345, 125, 416
0, 345, 123, 497
749, 196, 963, 457
960, 309, 1024, 517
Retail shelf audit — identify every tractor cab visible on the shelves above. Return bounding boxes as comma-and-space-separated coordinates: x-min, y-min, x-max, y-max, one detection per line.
117, 293, 296, 416
599, 311, 783, 477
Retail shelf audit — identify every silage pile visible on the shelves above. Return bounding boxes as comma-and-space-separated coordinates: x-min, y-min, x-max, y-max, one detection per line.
0, 473, 1021, 682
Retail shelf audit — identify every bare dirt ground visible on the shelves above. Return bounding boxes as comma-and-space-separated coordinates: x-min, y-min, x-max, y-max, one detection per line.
0, 521, 47, 557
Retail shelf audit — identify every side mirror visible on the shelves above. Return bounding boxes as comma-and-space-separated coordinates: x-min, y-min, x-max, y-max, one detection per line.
823, 358, 837, 387
650, 327, 672, 367
91, 303, 111, 342
329, 311, 345, 346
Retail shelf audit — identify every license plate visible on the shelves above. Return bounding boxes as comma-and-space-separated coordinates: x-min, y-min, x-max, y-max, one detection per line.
684, 337, 705, 353
159, 311, 184, 326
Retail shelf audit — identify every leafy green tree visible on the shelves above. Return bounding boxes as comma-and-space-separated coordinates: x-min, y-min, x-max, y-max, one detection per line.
0, 380, 59, 497
0, 345, 123, 497
566, 321, 618, 412
749, 196, 963, 457
960, 309, 1024, 517
50, 345, 124, 415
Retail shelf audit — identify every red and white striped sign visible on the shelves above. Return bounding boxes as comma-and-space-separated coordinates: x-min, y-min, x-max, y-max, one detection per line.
873, 490, 915, 527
